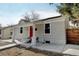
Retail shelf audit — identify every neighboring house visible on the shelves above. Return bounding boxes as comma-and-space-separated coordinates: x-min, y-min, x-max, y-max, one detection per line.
65, 18, 79, 29
0, 24, 2, 39
1, 25, 16, 40
14, 15, 66, 45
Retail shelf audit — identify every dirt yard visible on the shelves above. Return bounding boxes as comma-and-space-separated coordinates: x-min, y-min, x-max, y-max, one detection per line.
0, 46, 65, 56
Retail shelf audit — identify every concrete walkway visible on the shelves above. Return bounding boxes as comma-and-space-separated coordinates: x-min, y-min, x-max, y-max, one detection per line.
32, 43, 79, 56
62, 44, 79, 55
63, 49, 79, 56
12, 39, 79, 56
32, 43, 65, 53
0, 39, 18, 50
0, 43, 17, 50
0, 39, 13, 42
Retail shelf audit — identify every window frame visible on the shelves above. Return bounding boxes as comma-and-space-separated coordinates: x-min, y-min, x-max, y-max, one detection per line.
20, 27, 23, 34
45, 23, 50, 34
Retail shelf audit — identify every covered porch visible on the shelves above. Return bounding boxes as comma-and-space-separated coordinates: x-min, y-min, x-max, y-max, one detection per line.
26, 21, 45, 46
14, 21, 45, 46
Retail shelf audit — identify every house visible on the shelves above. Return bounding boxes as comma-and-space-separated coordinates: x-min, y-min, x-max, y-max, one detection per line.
0, 14, 77, 46
0, 14, 78, 46
13, 15, 66, 46
0, 24, 2, 39
1, 25, 16, 40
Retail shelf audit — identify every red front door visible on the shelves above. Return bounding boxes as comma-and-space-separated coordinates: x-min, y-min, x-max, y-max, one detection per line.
29, 26, 33, 40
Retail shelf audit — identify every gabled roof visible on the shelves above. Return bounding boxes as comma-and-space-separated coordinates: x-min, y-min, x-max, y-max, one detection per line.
31, 15, 62, 22
19, 10, 61, 23
19, 15, 62, 24
1, 24, 17, 30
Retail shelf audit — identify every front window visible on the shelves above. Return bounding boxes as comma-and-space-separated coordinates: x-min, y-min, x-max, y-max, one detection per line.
45, 23, 50, 34
20, 27, 23, 34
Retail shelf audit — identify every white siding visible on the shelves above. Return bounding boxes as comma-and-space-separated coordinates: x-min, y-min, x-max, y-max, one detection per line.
35, 24, 44, 42
14, 22, 33, 42
51, 20, 66, 44
43, 17, 66, 44
2, 27, 14, 39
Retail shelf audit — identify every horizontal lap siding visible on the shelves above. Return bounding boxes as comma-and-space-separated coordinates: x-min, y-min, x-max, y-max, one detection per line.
44, 34, 52, 43
43, 19, 66, 44
36, 24, 44, 42
51, 20, 66, 44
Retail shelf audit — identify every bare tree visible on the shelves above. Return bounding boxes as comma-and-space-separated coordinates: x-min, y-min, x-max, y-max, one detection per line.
23, 11, 39, 21
23, 13, 30, 21
31, 11, 39, 20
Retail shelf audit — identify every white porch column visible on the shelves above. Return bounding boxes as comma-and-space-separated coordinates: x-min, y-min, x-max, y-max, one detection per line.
12, 27, 16, 42
12, 27, 15, 42
31, 24, 36, 46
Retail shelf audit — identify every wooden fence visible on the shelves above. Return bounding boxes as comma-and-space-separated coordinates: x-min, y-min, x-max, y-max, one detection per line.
66, 29, 79, 44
